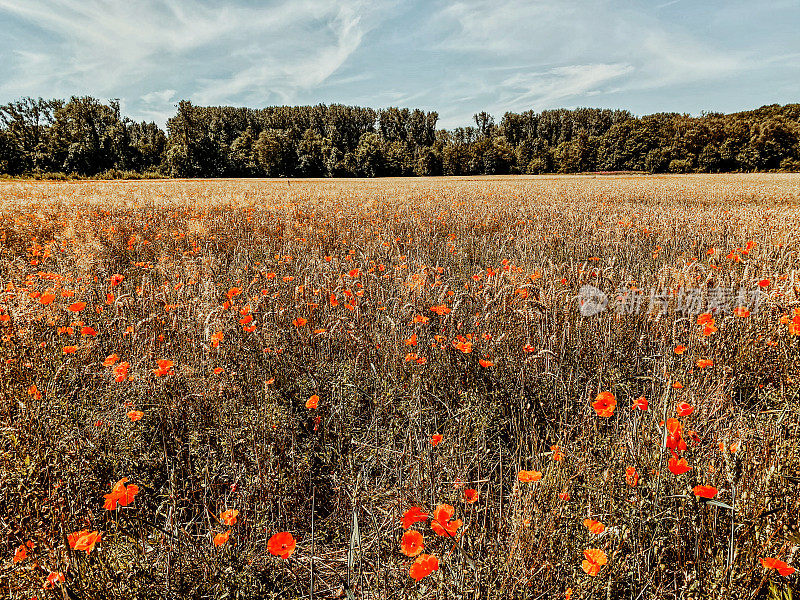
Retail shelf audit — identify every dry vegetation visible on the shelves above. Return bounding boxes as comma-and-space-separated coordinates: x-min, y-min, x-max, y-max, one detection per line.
1, 174, 799, 600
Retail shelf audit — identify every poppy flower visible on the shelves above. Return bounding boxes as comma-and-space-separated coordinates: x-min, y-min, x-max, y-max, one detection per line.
127, 410, 143, 421
293, 317, 307, 327
221, 509, 238, 526
267, 531, 296, 558
110, 274, 124, 287
757, 279, 771, 289
348, 268, 360, 278
430, 434, 443, 447
666, 418, 687, 451
68, 301, 86, 312
463, 489, 479, 503
153, 359, 174, 377
674, 345, 686, 354
45, 571, 65, 587
103, 353, 119, 367
103, 477, 139, 510
581, 548, 607, 576
213, 367, 224, 375
696, 359, 713, 369
409, 553, 439, 582
559, 491, 571, 501
693, 485, 718, 499
583, 519, 605, 534
592, 392, 616, 417
431, 504, 462, 537
81, 326, 97, 336
114, 362, 130, 382
697, 313, 713, 326
672, 382, 683, 390
633, 396, 648, 411
625, 466, 638, 487
402, 507, 429, 529
518, 470, 542, 483
760, 557, 795, 576
63, 346, 78, 354
733, 307, 751, 318
13, 544, 26, 563
68, 530, 101, 553
702, 324, 718, 336
551, 445, 564, 461
430, 305, 451, 316
39, 292, 56, 305
213, 530, 231, 547
400, 530, 424, 557
668, 454, 692, 475
478, 358, 494, 368
676, 402, 694, 417
305, 395, 319, 409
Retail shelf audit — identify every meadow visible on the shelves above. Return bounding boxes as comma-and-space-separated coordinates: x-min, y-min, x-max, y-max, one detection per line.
1, 173, 799, 599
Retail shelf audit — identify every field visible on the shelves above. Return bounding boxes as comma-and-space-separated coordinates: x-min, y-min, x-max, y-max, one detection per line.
1, 173, 799, 599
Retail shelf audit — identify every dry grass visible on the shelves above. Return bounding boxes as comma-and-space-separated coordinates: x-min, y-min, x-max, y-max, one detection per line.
1, 174, 799, 599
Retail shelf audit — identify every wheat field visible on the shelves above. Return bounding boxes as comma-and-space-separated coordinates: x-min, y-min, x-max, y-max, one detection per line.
1, 174, 799, 599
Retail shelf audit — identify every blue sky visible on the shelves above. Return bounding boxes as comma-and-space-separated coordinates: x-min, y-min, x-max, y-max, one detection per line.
1, 0, 799, 128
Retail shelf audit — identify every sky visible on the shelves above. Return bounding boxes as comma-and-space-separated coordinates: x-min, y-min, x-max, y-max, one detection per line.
1, 0, 799, 129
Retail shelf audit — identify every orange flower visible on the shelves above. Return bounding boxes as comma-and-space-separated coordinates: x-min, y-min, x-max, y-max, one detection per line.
478, 358, 494, 368
581, 548, 607, 576
127, 410, 143, 422
213, 367, 224, 375
550, 445, 564, 461
633, 396, 648, 411
103, 353, 119, 367
676, 402, 694, 417
697, 313, 713, 325
45, 571, 65, 587
625, 466, 638, 487
668, 454, 692, 475
592, 391, 616, 417
583, 519, 605, 534
267, 531, 296, 559
431, 504, 462, 537
110, 274, 124, 287
213, 530, 231, 547
402, 507, 429, 529
68, 301, 86, 312
13, 544, 26, 563
226, 287, 241, 300
463, 488, 479, 503
305, 395, 319, 409
400, 530, 424, 557
693, 485, 718, 499
409, 553, 439, 582
757, 279, 771, 289
666, 418, 687, 451
103, 477, 139, 510
39, 292, 56, 305
696, 359, 713, 369
760, 557, 795, 576
518, 470, 542, 483
733, 306, 751, 318
113, 361, 130, 382
673, 345, 686, 354
671, 381, 683, 389
81, 326, 97, 336
68, 530, 101, 553
430, 304, 451, 315
153, 359, 174, 377
430, 434, 443, 447
63, 345, 78, 354
293, 316, 307, 327
221, 509, 239, 526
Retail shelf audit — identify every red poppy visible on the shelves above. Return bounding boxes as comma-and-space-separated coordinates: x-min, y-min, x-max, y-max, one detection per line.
625, 466, 638, 487
676, 402, 694, 417
213, 367, 224, 375
127, 410, 143, 421
13, 544, 26, 563
518, 470, 542, 483
153, 359, 174, 377
400, 530, 424, 557
267, 531, 296, 558
581, 548, 607, 576
221, 509, 238, 526
696, 359, 713, 369
559, 491, 571, 501
760, 557, 795, 576
478, 358, 494, 368
430, 434, 443, 447
409, 553, 439, 582
550, 445, 564, 461
693, 485, 718, 499
431, 504, 462, 537
39, 292, 56, 305
402, 507, 429, 529
62, 346, 78, 354
305, 395, 319, 409
430, 305, 451, 315
592, 392, 616, 417
103, 477, 139, 510
68, 301, 86, 312
110, 274, 124, 287
633, 396, 648, 411
114, 362, 130, 382
463, 488, 479, 503
213, 530, 231, 547
757, 279, 771, 289
293, 317, 307, 327
583, 519, 605, 534
668, 454, 692, 475
674, 345, 686, 354
81, 326, 97, 336
68, 530, 101, 553
103, 353, 119, 367
666, 418, 687, 451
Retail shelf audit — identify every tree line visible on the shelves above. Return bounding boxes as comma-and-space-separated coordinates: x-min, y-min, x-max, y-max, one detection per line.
1, 96, 799, 178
